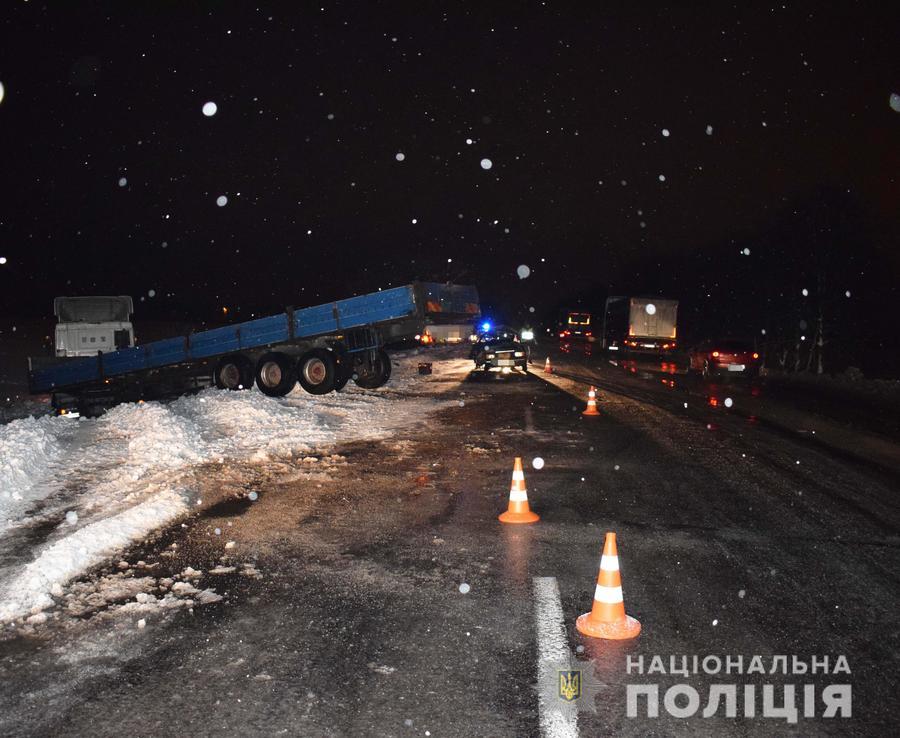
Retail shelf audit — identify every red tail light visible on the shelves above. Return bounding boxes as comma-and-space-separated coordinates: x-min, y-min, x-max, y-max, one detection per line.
711, 351, 720, 358
752, 352, 759, 360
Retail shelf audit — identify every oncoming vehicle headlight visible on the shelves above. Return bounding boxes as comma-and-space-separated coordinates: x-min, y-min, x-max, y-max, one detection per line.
521, 329, 534, 341
487, 353, 496, 359
514, 351, 525, 357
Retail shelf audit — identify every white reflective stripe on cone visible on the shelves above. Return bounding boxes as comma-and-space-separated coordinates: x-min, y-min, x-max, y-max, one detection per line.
594, 584, 623, 604
599, 555, 619, 572
509, 490, 529, 502
512, 470, 525, 481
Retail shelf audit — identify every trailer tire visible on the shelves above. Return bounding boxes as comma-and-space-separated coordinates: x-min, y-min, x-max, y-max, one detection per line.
297, 349, 337, 395
255, 353, 297, 397
214, 355, 254, 390
332, 351, 352, 392
353, 349, 392, 389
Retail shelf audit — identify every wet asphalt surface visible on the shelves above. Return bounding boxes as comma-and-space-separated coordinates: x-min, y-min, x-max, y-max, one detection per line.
1, 345, 898, 737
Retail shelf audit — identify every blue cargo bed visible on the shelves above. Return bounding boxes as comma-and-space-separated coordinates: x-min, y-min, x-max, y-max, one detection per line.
30, 285, 419, 393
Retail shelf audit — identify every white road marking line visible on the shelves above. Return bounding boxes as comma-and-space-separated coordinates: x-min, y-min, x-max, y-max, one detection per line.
533, 576, 579, 738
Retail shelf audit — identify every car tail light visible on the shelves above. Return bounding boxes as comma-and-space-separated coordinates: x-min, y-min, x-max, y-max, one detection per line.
585, 331, 592, 337
712, 351, 720, 358
752, 352, 759, 360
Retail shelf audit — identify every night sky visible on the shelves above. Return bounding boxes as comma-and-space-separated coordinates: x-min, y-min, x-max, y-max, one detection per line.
0, 3, 898, 358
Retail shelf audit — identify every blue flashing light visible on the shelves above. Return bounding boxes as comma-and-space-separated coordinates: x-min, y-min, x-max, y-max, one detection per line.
481, 321, 492, 332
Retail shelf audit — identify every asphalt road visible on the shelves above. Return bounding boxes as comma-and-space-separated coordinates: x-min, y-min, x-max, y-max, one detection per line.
1, 345, 898, 737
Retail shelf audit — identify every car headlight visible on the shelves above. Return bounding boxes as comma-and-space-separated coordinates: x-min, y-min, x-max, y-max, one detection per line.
514, 351, 525, 357
486, 353, 495, 359
521, 330, 534, 341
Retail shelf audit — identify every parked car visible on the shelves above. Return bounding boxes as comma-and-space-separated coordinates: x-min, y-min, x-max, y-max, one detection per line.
688, 339, 760, 378
470, 325, 529, 372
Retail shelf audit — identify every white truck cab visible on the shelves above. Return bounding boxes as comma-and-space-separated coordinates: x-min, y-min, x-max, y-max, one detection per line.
53, 296, 135, 357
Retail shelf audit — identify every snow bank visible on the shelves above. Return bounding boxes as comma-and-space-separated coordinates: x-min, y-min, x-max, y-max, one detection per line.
0, 489, 187, 620
0, 415, 66, 521
0, 349, 460, 622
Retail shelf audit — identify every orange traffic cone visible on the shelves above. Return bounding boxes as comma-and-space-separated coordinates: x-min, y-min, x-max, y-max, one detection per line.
582, 386, 600, 416
544, 356, 552, 373
576, 532, 641, 639
498, 457, 539, 524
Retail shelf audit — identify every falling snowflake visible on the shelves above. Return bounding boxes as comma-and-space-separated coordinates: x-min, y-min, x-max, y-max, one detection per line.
705, 124, 713, 135
248, 491, 259, 501
891, 93, 900, 113
202, 101, 217, 117
645, 303, 657, 315
395, 152, 405, 161
458, 583, 471, 594
742, 247, 751, 256
480, 158, 492, 170
658, 174, 666, 182
0, 257, 8, 265
411, 218, 418, 224
801, 288, 809, 297
532, 457, 545, 470
465, 138, 473, 145
724, 397, 733, 408
148, 289, 156, 298
529, 306, 535, 313
845, 290, 851, 298
661, 128, 670, 137
216, 195, 228, 207
118, 177, 127, 187
327, 113, 335, 120
65, 511, 78, 525
516, 264, 531, 279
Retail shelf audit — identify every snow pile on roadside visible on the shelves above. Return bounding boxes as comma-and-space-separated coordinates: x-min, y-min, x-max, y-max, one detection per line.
0, 489, 188, 621
0, 349, 462, 623
0, 415, 65, 518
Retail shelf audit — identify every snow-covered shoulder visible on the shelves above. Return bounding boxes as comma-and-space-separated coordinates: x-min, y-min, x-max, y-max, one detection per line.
0, 348, 466, 624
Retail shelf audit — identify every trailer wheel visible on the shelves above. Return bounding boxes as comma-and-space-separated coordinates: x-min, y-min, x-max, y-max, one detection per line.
255, 353, 297, 397
332, 351, 352, 392
353, 349, 392, 389
214, 355, 253, 390
297, 349, 337, 395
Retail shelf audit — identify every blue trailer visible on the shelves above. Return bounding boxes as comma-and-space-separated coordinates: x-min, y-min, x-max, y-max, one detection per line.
28, 282, 480, 416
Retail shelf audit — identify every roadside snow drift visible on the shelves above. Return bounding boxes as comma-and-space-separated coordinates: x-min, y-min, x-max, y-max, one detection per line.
0, 352, 457, 623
